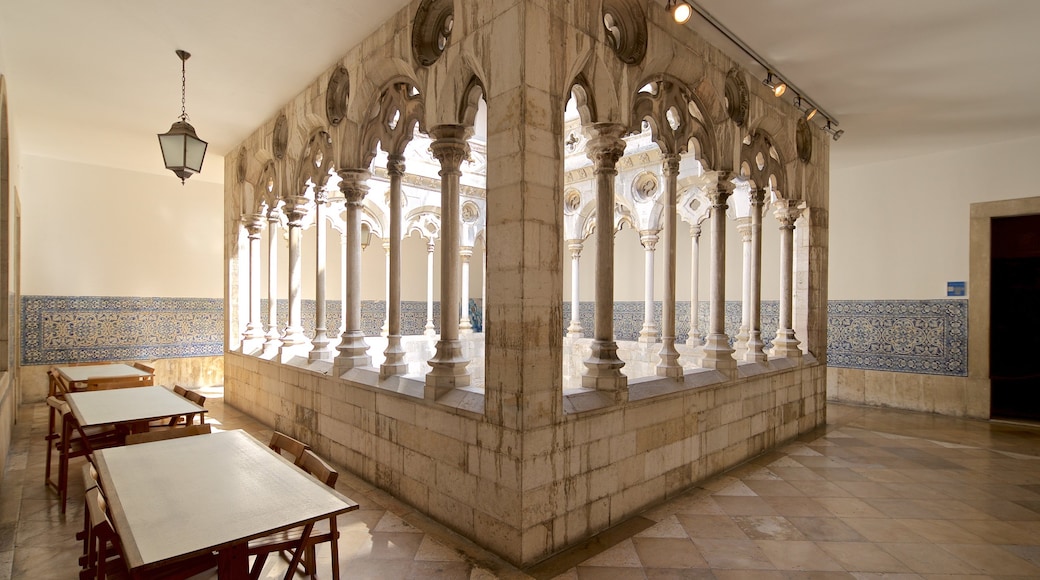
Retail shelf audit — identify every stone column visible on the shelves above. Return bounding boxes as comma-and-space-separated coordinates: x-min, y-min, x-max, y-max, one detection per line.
743, 189, 768, 363
424, 240, 436, 336
657, 154, 682, 378
581, 123, 628, 395
340, 224, 347, 335
733, 217, 752, 358
696, 181, 737, 373
382, 155, 408, 376
459, 246, 473, 333
380, 240, 391, 337
280, 198, 310, 349
243, 217, 265, 343
687, 224, 703, 346
638, 232, 659, 343
481, 247, 487, 333
333, 169, 372, 372
309, 191, 335, 361
265, 214, 281, 349
426, 125, 471, 395
770, 200, 804, 359
566, 241, 584, 338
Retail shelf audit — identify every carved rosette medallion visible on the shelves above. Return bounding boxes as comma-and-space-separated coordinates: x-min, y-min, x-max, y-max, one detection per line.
412, 0, 454, 67
796, 117, 813, 163
326, 66, 350, 126
725, 68, 750, 127
272, 114, 288, 160
602, 0, 647, 65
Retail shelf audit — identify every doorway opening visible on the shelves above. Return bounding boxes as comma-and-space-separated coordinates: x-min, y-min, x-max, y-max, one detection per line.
990, 213, 1040, 421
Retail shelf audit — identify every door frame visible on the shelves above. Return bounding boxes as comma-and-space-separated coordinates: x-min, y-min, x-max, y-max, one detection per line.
969, 196, 1040, 419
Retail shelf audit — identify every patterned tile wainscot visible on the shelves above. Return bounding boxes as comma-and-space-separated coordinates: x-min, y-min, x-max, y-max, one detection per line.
21, 295, 224, 365
827, 300, 967, 376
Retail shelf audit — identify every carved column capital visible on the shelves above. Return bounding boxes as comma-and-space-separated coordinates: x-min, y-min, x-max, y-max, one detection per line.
459, 246, 473, 261
774, 199, 805, 228
736, 218, 753, 243
640, 232, 660, 250
338, 169, 372, 207
689, 224, 702, 239
568, 240, 584, 258
284, 197, 310, 227
244, 214, 265, 238
429, 125, 471, 175
750, 187, 767, 208
427, 240, 436, 253
386, 153, 406, 177
662, 153, 681, 177
706, 181, 733, 208
583, 123, 627, 174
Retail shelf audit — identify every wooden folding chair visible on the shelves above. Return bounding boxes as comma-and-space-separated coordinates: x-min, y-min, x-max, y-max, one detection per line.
125, 424, 211, 445
247, 450, 340, 580
53, 406, 121, 513
269, 431, 310, 466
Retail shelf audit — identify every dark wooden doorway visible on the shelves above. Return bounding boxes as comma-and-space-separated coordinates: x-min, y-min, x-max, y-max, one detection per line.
991, 213, 1040, 421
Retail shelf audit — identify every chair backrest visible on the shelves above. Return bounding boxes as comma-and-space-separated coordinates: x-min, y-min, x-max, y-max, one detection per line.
47, 369, 71, 397
183, 389, 206, 406
173, 384, 189, 397
125, 424, 212, 445
269, 431, 310, 466
132, 362, 155, 375
298, 449, 338, 488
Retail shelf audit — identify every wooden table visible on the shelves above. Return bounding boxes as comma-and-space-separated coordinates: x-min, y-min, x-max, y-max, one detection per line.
64, 386, 206, 432
93, 429, 359, 579
55, 363, 153, 390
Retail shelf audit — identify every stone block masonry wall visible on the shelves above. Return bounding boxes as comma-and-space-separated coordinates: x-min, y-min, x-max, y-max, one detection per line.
225, 352, 826, 565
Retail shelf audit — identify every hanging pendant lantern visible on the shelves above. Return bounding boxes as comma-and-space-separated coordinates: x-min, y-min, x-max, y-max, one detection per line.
158, 50, 207, 184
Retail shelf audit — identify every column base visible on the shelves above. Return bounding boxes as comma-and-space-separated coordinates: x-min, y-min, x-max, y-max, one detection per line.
638, 324, 659, 344
334, 331, 371, 373
686, 331, 703, 347
426, 339, 471, 399
656, 339, 683, 379
582, 340, 628, 396
566, 321, 584, 339
381, 335, 409, 377
240, 338, 266, 356
280, 325, 309, 347
742, 332, 768, 363
308, 329, 336, 362
769, 330, 803, 360
243, 323, 265, 341
696, 333, 736, 373
424, 322, 436, 337
460, 320, 474, 335
732, 327, 749, 359
380, 322, 389, 338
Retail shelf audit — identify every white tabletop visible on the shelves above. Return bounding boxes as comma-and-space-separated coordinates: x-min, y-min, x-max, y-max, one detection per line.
56, 363, 151, 383
94, 429, 358, 576
64, 386, 206, 428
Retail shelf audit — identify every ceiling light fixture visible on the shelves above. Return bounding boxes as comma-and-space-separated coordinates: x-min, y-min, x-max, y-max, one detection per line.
158, 49, 208, 184
763, 72, 786, 98
665, 0, 843, 138
794, 95, 818, 121
666, 0, 693, 24
823, 120, 845, 141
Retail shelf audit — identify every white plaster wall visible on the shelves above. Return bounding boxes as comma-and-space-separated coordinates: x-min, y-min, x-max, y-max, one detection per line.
830, 134, 1040, 299
21, 155, 223, 297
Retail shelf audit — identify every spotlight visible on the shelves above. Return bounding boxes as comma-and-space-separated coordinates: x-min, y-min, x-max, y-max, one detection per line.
794, 95, 818, 121
763, 72, 786, 97
823, 120, 844, 141
666, 1, 693, 24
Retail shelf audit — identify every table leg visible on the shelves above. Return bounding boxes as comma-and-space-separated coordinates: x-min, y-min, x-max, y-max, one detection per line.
217, 543, 249, 579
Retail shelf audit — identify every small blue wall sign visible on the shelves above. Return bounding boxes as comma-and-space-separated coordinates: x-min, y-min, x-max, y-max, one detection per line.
947, 281, 966, 297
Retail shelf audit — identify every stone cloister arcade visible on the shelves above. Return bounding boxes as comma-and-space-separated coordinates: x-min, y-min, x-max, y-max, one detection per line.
224, 0, 829, 567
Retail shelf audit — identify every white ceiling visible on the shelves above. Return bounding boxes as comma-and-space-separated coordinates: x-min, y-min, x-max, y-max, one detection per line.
1, 0, 1038, 185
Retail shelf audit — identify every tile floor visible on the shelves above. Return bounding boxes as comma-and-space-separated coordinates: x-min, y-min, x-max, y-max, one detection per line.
2, 391, 1039, 579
